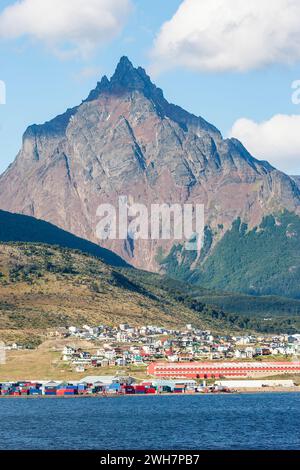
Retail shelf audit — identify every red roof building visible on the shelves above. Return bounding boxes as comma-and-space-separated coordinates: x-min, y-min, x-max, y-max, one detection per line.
147, 361, 300, 378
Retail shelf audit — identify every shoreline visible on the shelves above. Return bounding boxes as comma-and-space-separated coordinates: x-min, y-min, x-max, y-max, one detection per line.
1, 387, 299, 399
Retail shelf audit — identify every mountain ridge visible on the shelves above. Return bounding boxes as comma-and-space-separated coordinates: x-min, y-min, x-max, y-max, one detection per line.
0, 209, 128, 267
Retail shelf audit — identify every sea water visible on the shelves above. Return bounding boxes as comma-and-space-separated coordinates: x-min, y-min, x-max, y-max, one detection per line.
0, 393, 299, 450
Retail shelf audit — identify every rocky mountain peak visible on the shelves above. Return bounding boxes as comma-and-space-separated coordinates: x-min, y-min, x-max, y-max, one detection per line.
111, 56, 157, 93
112, 55, 140, 82
85, 56, 162, 102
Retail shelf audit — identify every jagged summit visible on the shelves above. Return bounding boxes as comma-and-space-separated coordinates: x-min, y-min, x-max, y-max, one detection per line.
111, 56, 157, 93
24, 56, 220, 140
84, 56, 220, 134
85, 56, 162, 102
112, 55, 142, 81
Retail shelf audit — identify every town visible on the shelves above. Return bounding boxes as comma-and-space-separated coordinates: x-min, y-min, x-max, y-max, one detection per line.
56, 322, 300, 371
1, 323, 300, 397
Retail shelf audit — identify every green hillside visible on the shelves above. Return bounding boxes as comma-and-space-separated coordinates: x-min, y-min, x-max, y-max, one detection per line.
162, 211, 300, 299
124, 269, 300, 333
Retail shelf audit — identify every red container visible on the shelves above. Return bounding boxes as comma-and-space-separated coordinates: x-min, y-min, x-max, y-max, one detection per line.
135, 385, 146, 392
146, 388, 156, 394
57, 389, 75, 396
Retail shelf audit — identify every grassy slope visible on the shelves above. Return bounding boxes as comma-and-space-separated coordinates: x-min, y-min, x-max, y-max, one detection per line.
0, 242, 223, 345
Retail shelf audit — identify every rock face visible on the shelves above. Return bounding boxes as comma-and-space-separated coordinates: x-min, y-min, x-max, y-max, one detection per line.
291, 176, 300, 190
0, 56, 299, 272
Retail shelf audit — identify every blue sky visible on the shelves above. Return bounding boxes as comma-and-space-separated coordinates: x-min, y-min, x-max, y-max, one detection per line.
1, 0, 300, 174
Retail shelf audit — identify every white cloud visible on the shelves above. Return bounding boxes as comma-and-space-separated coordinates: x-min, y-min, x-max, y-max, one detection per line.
229, 114, 300, 175
151, 0, 300, 73
0, 0, 132, 58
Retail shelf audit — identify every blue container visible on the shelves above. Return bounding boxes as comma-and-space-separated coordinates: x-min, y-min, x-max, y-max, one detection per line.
109, 383, 120, 391
29, 389, 42, 395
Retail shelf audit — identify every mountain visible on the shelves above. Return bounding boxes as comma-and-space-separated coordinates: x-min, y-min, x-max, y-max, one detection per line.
0, 209, 128, 267
0, 56, 300, 295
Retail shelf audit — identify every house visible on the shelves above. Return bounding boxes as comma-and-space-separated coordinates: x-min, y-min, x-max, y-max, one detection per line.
63, 346, 76, 357
116, 332, 129, 342
116, 358, 127, 366
104, 350, 116, 360
236, 336, 251, 346
68, 326, 77, 334
245, 347, 255, 358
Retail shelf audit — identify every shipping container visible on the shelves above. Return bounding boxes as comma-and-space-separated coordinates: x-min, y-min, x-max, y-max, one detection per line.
123, 386, 135, 394
57, 389, 75, 396
29, 389, 42, 395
